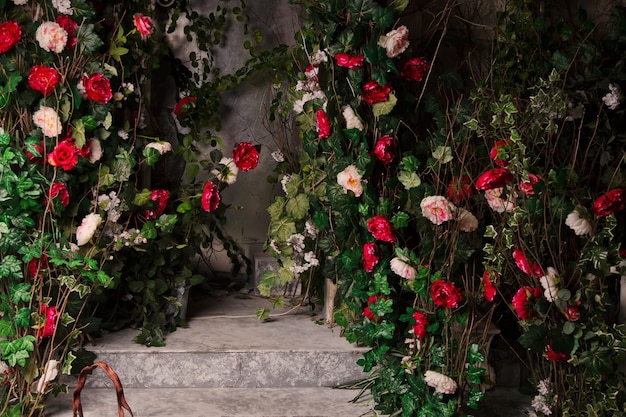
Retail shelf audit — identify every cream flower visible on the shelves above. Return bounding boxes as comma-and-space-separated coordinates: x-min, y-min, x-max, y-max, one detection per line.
35, 22, 68, 53
145, 141, 173, 155
211, 157, 239, 185
565, 207, 592, 236
539, 267, 560, 302
342, 105, 364, 131
87, 138, 103, 163
35, 360, 59, 394
390, 255, 416, 279
420, 195, 455, 225
76, 213, 102, 246
378, 26, 409, 58
484, 187, 516, 213
337, 165, 363, 197
12, 0, 28, 4
52, 0, 73, 15
32, 106, 63, 138
309, 50, 328, 66
602, 83, 622, 110
456, 208, 478, 232
424, 370, 457, 394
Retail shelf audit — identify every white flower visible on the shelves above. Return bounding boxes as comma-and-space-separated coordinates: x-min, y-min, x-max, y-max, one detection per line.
286, 233, 305, 253
337, 165, 363, 197
305, 220, 318, 238
565, 207, 592, 236
271, 150, 285, 162
539, 267, 560, 302
32, 106, 63, 138
145, 141, 172, 155
268, 239, 281, 255
456, 208, 478, 232
36, 22, 68, 53
87, 138, 102, 163
532, 394, 553, 415
113, 92, 125, 102
304, 251, 319, 267
35, 360, 59, 394
602, 83, 622, 110
420, 195, 455, 225
12, 0, 28, 4
76, 213, 102, 246
211, 157, 239, 185
52, 0, 73, 15
484, 187, 516, 213
390, 255, 416, 279
342, 105, 364, 131
537, 378, 551, 396
281, 174, 292, 194
0, 360, 7, 375
423, 370, 457, 394
378, 26, 409, 58
118, 130, 129, 140
309, 50, 328, 66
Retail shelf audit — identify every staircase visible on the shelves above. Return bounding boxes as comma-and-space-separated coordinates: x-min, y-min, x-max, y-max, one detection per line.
45, 293, 375, 417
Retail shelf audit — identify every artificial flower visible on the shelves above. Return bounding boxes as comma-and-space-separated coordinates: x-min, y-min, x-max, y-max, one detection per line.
512, 247, 543, 278
565, 207, 592, 236
399, 57, 430, 82
82, 73, 113, 103
512, 286, 542, 320
545, 341, 570, 361
35, 360, 59, 394
52, 0, 72, 15
145, 141, 172, 155
362, 242, 380, 272
342, 105, 364, 131
33, 106, 63, 138
424, 370, 457, 394
335, 53, 364, 68
309, 49, 328, 66
593, 188, 625, 217
26, 141, 45, 164
475, 168, 514, 190
271, 150, 285, 162
29, 254, 49, 278
35, 21, 68, 53
420, 195, 455, 225
38, 304, 58, 338
232, 141, 260, 172
85, 138, 103, 163
48, 181, 70, 207
378, 26, 409, 57
201, 181, 221, 212
286, 233, 305, 252
362, 80, 391, 104
0, 21, 22, 54
446, 175, 474, 204
489, 139, 510, 167
539, 267, 560, 302
76, 213, 102, 246
133, 13, 154, 39
337, 165, 363, 197
519, 174, 542, 195
363, 295, 385, 322
144, 189, 170, 219
56, 15, 78, 48
390, 255, 416, 279
28, 65, 59, 95
316, 109, 332, 138
372, 135, 396, 164
12, 0, 29, 4
563, 302, 581, 321
484, 187, 516, 213
48, 139, 79, 170
430, 279, 463, 309
212, 157, 239, 184
482, 270, 498, 302
173, 96, 197, 117
602, 83, 622, 110
367, 215, 396, 242
411, 311, 429, 339
456, 208, 478, 232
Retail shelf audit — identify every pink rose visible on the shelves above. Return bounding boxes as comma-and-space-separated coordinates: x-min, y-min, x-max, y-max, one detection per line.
82, 73, 112, 103
399, 57, 430, 82
201, 181, 221, 212
0, 21, 22, 54
362, 80, 391, 104
362, 242, 380, 272
367, 215, 396, 243
335, 53, 364, 68
232, 142, 260, 172
316, 109, 331, 138
133, 13, 154, 38
475, 168, 514, 190
593, 188, 625, 217
35, 21, 67, 53
28, 65, 60, 95
420, 195, 455, 225
372, 135, 396, 164
378, 26, 409, 58
430, 279, 463, 309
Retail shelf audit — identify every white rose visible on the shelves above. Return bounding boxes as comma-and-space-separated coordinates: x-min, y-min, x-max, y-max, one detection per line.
565, 208, 592, 236
32, 106, 63, 138
342, 105, 364, 131
424, 370, 457, 394
378, 26, 409, 58
35, 360, 59, 394
145, 141, 173, 155
76, 213, 103, 246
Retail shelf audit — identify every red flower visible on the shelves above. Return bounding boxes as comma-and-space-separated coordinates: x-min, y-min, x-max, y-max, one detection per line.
232, 141, 260, 172
0, 21, 21, 54
593, 188, 625, 217
367, 215, 396, 243
545, 341, 570, 362
512, 247, 543, 278
48, 181, 70, 207
55, 15, 77, 48
201, 181, 221, 212
563, 302, 581, 321
173, 96, 197, 117
512, 286, 542, 320
446, 175, 474, 204
82, 73, 112, 103
399, 57, 430, 82
362, 80, 391, 104
363, 295, 385, 322
412, 311, 429, 339
482, 270, 499, 302
133, 13, 154, 38
26, 141, 45, 165
372, 135, 396, 164
28, 65, 60, 96
476, 168, 514, 190
362, 242, 380, 272
144, 189, 170, 219
316, 109, 332, 138
335, 53, 364, 68
519, 174, 542, 195
430, 279, 463, 309
38, 304, 59, 338
28, 254, 49, 278
489, 140, 510, 167
48, 140, 79, 171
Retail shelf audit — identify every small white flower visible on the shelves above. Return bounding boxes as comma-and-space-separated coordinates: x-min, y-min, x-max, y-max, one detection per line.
565, 207, 592, 236
602, 83, 622, 110
309, 50, 328, 66
304, 251, 319, 267
211, 157, 238, 185
342, 105, 364, 131
118, 130, 129, 140
286, 233, 305, 253
423, 370, 457, 394
145, 141, 173, 155
539, 267, 560, 302
52, 0, 73, 15
271, 150, 285, 162
281, 174, 292, 194
76, 213, 102, 246
456, 208, 478, 232
390, 255, 416, 279
113, 92, 125, 101
35, 360, 59, 394
87, 138, 103, 163
305, 220, 318, 238
269, 239, 281, 255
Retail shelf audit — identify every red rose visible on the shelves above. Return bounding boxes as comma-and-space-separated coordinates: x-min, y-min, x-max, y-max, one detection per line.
446, 175, 474, 204
82, 73, 112, 103
475, 168, 514, 190
489, 140, 509, 167
29, 254, 49, 278
232, 141, 260, 172
28, 65, 60, 95
367, 215, 396, 243
545, 341, 570, 362
201, 181, 221, 212
38, 304, 59, 338
26, 141, 45, 165
512, 247, 543, 278
0, 21, 22, 54
48, 140, 79, 171
362, 242, 380, 272
316, 109, 331, 138
144, 189, 170, 219
362, 80, 391, 104
56, 15, 78, 48
372, 135, 396, 164
173, 96, 197, 117
511, 286, 542, 320
482, 270, 498, 302
593, 188, 625, 217
399, 57, 430, 82
412, 311, 429, 339
48, 181, 70, 207
335, 53, 364, 69
363, 295, 385, 322
519, 174, 542, 195
430, 279, 463, 309
133, 13, 154, 38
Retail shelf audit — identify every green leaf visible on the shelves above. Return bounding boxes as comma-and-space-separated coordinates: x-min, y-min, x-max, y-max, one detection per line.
0, 320, 14, 337
391, 211, 409, 228
133, 189, 152, 206
285, 194, 310, 220
143, 147, 161, 167
13, 308, 30, 328
398, 171, 421, 190
388, 0, 409, 13
372, 93, 397, 117
432, 146, 453, 164
10, 282, 31, 303
518, 325, 548, 353
77, 23, 104, 55
141, 222, 157, 240
0, 255, 23, 279
256, 307, 270, 321
71, 119, 87, 149
372, 6, 395, 29
399, 156, 420, 171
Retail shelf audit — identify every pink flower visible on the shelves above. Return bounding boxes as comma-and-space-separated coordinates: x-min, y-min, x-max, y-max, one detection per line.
38, 304, 58, 338
512, 247, 543, 278
430, 280, 463, 309
378, 26, 409, 58
232, 142, 260, 172
336, 165, 363, 197
420, 195, 455, 225
412, 311, 429, 339
399, 57, 430, 82
593, 188, 625, 216
0, 21, 21, 54
86, 138, 103, 163
390, 255, 416, 279
316, 109, 331, 138
133, 13, 154, 39
335, 53, 364, 68
484, 187, 516, 213
35, 21, 68, 53
475, 168, 514, 190
367, 215, 396, 243
512, 286, 542, 320
82, 73, 113, 103
362, 242, 380, 272
519, 174, 542, 195
372, 135, 396, 164
362, 80, 391, 104
446, 175, 474, 204
201, 181, 221, 212
173, 96, 197, 117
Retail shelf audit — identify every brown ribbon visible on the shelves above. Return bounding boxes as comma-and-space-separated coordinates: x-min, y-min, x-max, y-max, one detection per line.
72, 361, 134, 417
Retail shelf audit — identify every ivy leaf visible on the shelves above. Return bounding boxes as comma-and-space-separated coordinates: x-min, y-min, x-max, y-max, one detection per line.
0, 255, 23, 279
518, 324, 548, 353
432, 146, 453, 164
143, 147, 161, 167
10, 283, 31, 304
0, 320, 14, 337
466, 387, 485, 409
98, 165, 115, 188
269, 219, 296, 241
71, 119, 87, 149
391, 211, 409, 228
13, 308, 30, 328
388, 0, 409, 13
348, 0, 376, 22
